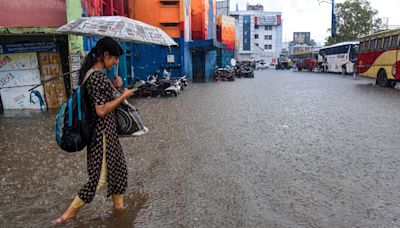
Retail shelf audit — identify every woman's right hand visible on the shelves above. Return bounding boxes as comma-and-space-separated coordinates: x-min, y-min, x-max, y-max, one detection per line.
121, 87, 137, 99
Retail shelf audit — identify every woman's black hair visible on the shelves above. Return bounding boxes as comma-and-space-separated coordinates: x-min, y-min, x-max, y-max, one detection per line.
79, 37, 124, 84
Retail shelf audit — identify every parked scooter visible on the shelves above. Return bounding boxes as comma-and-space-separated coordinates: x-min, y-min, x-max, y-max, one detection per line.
214, 66, 235, 82
236, 63, 254, 78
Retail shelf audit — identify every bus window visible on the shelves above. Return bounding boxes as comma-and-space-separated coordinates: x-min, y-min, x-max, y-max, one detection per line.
365, 40, 370, 51
390, 35, 398, 48
359, 42, 364, 52
350, 45, 358, 62
369, 39, 376, 50
376, 38, 383, 50
383, 36, 391, 50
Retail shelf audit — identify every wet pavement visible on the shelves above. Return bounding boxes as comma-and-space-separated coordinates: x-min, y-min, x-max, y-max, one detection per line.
1, 70, 400, 227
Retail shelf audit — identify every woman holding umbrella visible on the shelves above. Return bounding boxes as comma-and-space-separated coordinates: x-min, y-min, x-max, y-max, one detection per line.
55, 37, 136, 224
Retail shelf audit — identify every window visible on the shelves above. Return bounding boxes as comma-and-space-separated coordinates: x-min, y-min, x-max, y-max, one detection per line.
369, 39, 376, 50
161, 22, 179, 27
376, 38, 383, 50
255, 25, 259, 29
390, 35, 398, 48
264, 25, 272, 30
365, 40, 370, 51
255, 34, 259, 39
384, 36, 391, 50
359, 42, 364, 52
263, 35, 272, 40
160, 0, 179, 5
264, 45, 272, 49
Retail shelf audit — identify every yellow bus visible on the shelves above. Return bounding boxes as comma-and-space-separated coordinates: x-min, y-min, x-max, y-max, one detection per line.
357, 28, 400, 88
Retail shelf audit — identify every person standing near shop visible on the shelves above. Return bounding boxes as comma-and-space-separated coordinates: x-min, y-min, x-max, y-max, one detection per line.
55, 37, 136, 224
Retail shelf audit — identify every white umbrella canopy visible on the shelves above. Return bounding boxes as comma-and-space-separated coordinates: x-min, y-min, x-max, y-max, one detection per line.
57, 16, 178, 47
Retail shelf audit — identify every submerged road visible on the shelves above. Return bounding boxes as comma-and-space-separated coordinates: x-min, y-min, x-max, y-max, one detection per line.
1, 70, 400, 227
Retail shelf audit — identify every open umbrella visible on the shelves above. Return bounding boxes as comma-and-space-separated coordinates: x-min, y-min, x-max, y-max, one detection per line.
57, 16, 177, 46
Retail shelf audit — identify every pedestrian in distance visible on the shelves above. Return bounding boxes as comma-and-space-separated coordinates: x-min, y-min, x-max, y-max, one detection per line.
54, 37, 137, 224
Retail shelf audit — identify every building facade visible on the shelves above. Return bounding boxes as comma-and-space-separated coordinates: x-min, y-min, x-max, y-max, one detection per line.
230, 4, 282, 65
0, 0, 70, 112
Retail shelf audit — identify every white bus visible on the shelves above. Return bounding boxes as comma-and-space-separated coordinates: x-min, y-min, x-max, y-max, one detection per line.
318, 41, 359, 74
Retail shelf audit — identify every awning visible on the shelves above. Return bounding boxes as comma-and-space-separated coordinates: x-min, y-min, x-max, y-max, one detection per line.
188, 39, 227, 50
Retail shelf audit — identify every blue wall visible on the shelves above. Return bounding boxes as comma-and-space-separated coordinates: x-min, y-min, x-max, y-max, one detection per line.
222, 50, 235, 67
184, 42, 193, 82
83, 37, 193, 84
129, 38, 191, 82
205, 50, 217, 82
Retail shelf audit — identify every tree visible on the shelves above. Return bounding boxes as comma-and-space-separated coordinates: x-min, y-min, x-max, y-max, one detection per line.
325, 0, 384, 46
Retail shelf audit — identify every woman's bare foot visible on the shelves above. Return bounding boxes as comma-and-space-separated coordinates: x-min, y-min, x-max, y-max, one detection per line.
53, 206, 79, 224
114, 203, 126, 211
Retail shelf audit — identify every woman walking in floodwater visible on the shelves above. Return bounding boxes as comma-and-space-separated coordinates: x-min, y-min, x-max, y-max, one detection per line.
55, 37, 136, 224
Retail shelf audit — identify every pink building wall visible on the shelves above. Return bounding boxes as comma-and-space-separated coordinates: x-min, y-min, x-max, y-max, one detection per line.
0, 0, 67, 28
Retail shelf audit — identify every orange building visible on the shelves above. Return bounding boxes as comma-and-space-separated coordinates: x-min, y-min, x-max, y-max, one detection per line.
191, 0, 216, 40
129, 0, 191, 39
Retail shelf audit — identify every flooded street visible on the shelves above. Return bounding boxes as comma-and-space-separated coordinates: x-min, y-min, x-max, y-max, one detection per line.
1, 70, 400, 227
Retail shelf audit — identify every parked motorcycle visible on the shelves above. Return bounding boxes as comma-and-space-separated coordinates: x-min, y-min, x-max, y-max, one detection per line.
213, 66, 235, 82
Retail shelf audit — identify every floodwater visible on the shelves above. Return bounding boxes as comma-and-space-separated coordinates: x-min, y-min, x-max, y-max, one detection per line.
1, 70, 400, 227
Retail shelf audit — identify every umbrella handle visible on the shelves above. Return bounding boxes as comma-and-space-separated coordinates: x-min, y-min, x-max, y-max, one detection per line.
115, 59, 119, 78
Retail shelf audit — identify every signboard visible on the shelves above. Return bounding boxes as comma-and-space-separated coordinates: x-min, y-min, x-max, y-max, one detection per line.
0, 70, 42, 88
0, 52, 46, 110
255, 15, 280, 26
167, 55, 175, 63
0, 86, 46, 110
293, 32, 311, 45
0, 52, 39, 71
243, 15, 251, 51
0, 42, 57, 54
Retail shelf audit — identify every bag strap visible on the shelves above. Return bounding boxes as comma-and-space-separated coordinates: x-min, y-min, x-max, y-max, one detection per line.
68, 95, 73, 127
56, 103, 67, 145
77, 86, 82, 121
82, 68, 99, 85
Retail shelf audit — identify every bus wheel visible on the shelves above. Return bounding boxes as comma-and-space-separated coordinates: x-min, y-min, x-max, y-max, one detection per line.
377, 70, 388, 87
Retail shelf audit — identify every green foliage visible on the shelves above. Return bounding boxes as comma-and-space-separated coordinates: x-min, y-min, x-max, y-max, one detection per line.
325, 0, 383, 46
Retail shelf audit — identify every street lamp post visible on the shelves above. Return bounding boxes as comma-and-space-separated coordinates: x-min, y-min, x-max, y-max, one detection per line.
318, 0, 336, 37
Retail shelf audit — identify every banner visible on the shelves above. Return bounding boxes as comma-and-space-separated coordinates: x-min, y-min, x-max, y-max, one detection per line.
0, 86, 46, 110
0, 69, 42, 88
293, 32, 311, 45
0, 52, 39, 72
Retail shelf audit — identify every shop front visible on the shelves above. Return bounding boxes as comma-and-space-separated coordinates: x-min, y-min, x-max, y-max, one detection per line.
0, 35, 69, 113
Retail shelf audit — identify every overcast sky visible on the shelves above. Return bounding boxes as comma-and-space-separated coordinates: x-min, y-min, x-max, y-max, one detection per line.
229, 0, 400, 45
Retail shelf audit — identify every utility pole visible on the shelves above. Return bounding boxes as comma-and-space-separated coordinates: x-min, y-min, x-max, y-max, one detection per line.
318, 0, 336, 37
331, 0, 336, 37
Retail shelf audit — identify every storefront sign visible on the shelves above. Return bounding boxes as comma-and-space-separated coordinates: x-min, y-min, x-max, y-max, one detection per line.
0, 42, 57, 54
255, 16, 280, 26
